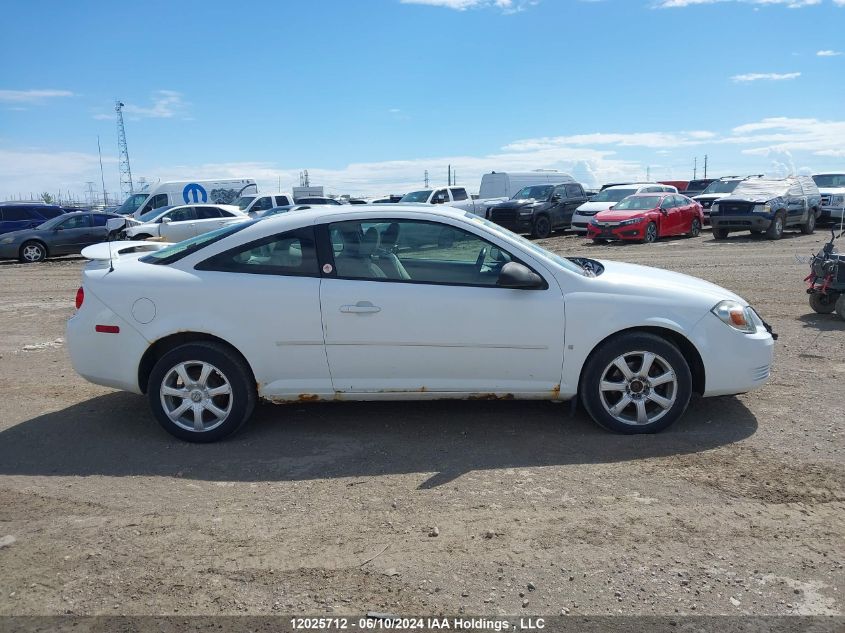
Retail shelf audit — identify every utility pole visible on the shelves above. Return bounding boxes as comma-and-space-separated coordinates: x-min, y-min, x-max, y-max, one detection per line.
693, 157, 698, 180
97, 136, 108, 207
703, 154, 708, 179
447, 164, 451, 186
424, 170, 429, 187
115, 101, 133, 200
646, 166, 650, 181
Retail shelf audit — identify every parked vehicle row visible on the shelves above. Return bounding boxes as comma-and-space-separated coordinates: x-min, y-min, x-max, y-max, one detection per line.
125, 204, 247, 242
586, 193, 703, 243
0, 211, 123, 262
571, 183, 679, 234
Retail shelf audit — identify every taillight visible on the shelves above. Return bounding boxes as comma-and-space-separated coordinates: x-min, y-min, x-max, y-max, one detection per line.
75, 287, 84, 310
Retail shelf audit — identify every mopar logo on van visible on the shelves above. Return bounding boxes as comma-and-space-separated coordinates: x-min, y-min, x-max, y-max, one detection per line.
183, 183, 208, 203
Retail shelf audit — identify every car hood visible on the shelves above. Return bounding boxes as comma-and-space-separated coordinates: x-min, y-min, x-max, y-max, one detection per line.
593, 260, 745, 305
0, 228, 48, 242
694, 193, 728, 202
496, 199, 543, 210
819, 187, 845, 195
576, 201, 615, 214
595, 209, 654, 222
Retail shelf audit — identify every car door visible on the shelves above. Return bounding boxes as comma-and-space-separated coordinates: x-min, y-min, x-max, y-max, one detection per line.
192, 226, 332, 397
193, 206, 230, 235
658, 196, 678, 235
547, 184, 569, 228
51, 214, 93, 254
562, 184, 585, 227
159, 206, 198, 241
87, 214, 112, 246
319, 218, 566, 396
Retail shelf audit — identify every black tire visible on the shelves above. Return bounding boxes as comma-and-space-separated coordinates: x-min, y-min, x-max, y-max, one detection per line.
750, 229, 762, 235
531, 215, 551, 239
800, 210, 816, 235
19, 241, 47, 263
836, 294, 845, 322
688, 218, 701, 238
592, 238, 607, 244
809, 292, 837, 314
713, 228, 729, 240
642, 222, 658, 244
580, 332, 692, 434
147, 342, 256, 443
765, 212, 785, 240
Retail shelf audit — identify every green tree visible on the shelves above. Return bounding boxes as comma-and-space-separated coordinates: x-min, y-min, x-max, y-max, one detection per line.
40, 192, 54, 204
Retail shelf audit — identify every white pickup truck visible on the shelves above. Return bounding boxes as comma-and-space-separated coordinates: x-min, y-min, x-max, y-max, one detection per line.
399, 186, 505, 217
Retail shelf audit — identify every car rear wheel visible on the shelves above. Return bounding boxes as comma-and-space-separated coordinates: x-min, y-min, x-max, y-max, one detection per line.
800, 210, 816, 235
19, 241, 47, 263
147, 342, 256, 442
688, 218, 701, 238
809, 292, 837, 314
580, 332, 692, 434
642, 222, 658, 244
765, 212, 784, 240
531, 215, 551, 239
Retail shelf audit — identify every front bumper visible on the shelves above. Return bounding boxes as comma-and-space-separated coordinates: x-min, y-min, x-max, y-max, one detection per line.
819, 206, 845, 223
586, 222, 647, 241
0, 242, 22, 259
570, 218, 592, 233
691, 313, 775, 397
490, 216, 533, 234
710, 214, 773, 231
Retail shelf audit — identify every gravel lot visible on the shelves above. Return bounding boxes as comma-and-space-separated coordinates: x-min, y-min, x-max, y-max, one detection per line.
0, 228, 842, 619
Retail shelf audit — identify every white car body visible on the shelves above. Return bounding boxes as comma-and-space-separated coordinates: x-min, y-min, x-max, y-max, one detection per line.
571, 184, 679, 233
812, 172, 845, 224
233, 192, 297, 215
125, 204, 246, 242
399, 186, 505, 217
68, 205, 773, 441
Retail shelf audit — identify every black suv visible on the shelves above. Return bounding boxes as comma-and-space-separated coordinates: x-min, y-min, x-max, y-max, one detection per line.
0, 203, 67, 236
488, 182, 589, 238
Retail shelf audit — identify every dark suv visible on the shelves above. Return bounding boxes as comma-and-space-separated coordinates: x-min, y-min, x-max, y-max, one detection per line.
488, 182, 589, 238
0, 203, 67, 236
710, 176, 821, 240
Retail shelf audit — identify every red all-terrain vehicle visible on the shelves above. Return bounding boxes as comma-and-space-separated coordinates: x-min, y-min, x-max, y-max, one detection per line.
806, 228, 845, 320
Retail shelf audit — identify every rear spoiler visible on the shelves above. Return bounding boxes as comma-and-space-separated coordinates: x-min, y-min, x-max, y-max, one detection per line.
80, 240, 169, 261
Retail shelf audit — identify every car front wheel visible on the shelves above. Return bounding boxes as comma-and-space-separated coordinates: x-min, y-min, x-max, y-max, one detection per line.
19, 241, 47, 263
765, 213, 784, 240
147, 342, 256, 442
642, 222, 658, 244
532, 215, 551, 239
713, 228, 729, 240
580, 332, 692, 434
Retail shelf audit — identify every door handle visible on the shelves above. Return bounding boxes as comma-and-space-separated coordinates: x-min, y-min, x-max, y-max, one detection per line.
340, 301, 381, 314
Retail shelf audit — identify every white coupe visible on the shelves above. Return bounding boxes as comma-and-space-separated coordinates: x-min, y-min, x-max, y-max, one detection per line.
68, 206, 775, 442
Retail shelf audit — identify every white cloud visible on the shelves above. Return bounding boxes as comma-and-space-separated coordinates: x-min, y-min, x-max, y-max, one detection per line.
0, 148, 117, 199
731, 72, 801, 82
93, 91, 190, 120
399, 0, 537, 12
817, 49, 842, 56
0, 89, 74, 104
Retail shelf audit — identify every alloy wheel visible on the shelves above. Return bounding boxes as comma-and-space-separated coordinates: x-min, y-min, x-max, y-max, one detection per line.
598, 351, 678, 426
159, 360, 233, 432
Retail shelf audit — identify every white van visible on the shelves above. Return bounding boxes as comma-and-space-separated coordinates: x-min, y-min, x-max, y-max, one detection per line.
115, 179, 257, 217
478, 171, 575, 200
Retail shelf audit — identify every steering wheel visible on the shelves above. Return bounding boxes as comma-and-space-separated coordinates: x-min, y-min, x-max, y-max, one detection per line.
475, 247, 488, 273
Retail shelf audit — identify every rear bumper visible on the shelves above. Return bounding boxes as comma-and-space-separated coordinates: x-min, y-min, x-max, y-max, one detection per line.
710, 214, 773, 231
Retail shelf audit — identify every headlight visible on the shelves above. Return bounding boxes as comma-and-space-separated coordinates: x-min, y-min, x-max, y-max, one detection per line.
0, 237, 14, 244
519, 209, 533, 216
711, 300, 757, 334
752, 204, 771, 214
618, 217, 644, 226
711, 203, 719, 213
829, 195, 844, 206
590, 219, 600, 225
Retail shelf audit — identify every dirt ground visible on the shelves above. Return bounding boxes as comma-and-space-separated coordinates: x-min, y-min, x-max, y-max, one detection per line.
0, 227, 843, 620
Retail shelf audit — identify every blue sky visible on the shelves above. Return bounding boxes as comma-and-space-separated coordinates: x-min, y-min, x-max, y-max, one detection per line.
1, 0, 843, 200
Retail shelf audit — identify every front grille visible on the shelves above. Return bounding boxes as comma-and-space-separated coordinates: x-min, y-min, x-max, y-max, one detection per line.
491, 209, 518, 223
701, 200, 713, 208
579, 210, 600, 216
721, 201, 755, 215
821, 195, 831, 206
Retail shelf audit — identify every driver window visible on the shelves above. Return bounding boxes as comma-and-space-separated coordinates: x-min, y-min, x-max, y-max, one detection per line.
162, 207, 195, 223
432, 189, 447, 204
60, 214, 92, 230
660, 197, 674, 210
327, 219, 519, 287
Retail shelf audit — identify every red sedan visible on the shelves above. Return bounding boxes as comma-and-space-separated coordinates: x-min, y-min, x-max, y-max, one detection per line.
586, 193, 704, 244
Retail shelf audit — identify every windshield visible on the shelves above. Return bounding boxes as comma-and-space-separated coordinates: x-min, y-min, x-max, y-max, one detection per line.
116, 193, 149, 215
400, 190, 433, 203
140, 220, 257, 266
613, 196, 661, 210
35, 215, 68, 230
512, 186, 553, 201
462, 213, 586, 275
234, 195, 256, 210
590, 188, 636, 203
812, 174, 845, 188
701, 180, 739, 195
138, 206, 173, 223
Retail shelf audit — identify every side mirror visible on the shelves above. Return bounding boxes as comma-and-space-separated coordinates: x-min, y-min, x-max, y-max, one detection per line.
497, 262, 544, 289
551, 195, 561, 203
161, 217, 172, 223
